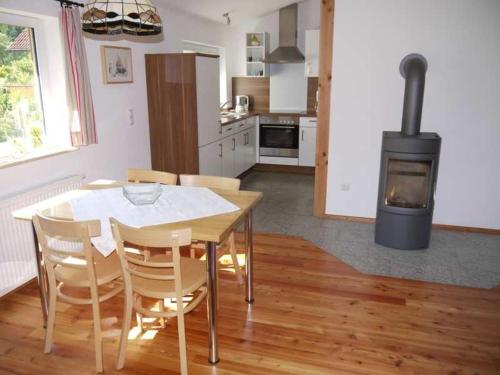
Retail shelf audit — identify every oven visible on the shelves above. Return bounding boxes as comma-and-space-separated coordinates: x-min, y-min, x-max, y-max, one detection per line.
259, 115, 299, 158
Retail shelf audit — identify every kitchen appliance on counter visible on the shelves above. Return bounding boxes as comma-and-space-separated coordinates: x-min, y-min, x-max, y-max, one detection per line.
235, 95, 249, 113
259, 114, 299, 162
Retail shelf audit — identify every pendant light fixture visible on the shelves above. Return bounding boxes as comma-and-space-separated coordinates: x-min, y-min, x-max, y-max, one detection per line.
81, 0, 162, 36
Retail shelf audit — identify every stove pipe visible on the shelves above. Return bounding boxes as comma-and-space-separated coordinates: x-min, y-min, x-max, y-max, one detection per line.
399, 54, 428, 136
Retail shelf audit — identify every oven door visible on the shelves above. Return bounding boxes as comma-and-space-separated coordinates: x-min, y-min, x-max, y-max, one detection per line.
259, 124, 299, 157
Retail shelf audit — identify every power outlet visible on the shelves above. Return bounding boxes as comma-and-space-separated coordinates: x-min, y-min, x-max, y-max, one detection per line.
128, 108, 135, 126
341, 183, 350, 191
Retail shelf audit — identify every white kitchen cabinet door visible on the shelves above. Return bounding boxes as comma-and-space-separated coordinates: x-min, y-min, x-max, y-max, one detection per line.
245, 126, 257, 171
221, 136, 236, 177
299, 126, 317, 167
198, 141, 222, 176
234, 131, 247, 177
305, 30, 320, 77
196, 56, 221, 147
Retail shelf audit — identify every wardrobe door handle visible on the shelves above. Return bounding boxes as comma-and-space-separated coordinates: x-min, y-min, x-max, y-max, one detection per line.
301, 130, 305, 141
232, 138, 236, 151
218, 144, 222, 157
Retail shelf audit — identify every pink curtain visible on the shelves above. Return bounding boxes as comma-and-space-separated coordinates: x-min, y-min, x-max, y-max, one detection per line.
61, 6, 97, 146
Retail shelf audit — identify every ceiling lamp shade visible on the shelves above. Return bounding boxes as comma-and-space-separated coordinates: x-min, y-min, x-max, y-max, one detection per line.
82, 0, 162, 36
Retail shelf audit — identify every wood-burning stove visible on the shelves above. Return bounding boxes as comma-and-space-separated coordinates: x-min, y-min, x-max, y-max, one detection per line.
375, 54, 441, 250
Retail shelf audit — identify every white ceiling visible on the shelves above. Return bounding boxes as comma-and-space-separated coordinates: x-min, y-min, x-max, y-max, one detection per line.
157, 0, 299, 25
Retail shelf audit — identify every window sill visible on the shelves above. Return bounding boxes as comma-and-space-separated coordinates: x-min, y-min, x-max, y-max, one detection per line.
0, 146, 79, 170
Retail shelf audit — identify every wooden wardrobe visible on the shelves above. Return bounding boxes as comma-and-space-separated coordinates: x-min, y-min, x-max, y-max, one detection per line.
145, 53, 220, 175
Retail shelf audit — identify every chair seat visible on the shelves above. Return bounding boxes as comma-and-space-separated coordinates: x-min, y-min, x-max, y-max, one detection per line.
55, 251, 122, 288
131, 256, 206, 299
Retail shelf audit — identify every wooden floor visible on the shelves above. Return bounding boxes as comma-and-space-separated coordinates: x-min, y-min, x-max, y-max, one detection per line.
1, 233, 499, 374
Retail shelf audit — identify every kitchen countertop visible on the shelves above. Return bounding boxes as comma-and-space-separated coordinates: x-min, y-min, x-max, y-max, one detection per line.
219, 111, 259, 126
220, 110, 317, 126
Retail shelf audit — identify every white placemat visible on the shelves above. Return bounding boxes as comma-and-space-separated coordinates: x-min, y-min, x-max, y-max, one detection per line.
69, 185, 240, 256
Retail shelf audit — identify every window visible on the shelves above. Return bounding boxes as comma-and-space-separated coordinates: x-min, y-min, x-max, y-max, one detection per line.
182, 40, 228, 105
0, 24, 45, 164
0, 11, 71, 167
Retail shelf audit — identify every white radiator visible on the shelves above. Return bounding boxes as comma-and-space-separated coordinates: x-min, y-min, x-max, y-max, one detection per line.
0, 175, 84, 297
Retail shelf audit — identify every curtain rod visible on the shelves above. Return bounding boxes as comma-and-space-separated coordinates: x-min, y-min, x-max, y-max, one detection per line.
55, 0, 84, 8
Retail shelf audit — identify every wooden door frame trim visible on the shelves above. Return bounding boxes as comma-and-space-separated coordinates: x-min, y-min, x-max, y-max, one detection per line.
313, 0, 335, 217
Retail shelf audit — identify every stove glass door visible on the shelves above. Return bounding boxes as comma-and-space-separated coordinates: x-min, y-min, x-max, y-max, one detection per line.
384, 159, 432, 209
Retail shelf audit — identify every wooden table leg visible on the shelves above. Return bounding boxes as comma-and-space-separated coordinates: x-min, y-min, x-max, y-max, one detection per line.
32, 222, 48, 327
245, 209, 254, 303
206, 241, 219, 364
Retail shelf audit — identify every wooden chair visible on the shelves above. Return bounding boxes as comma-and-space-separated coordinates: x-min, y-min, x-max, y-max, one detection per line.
32, 214, 123, 373
179, 174, 244, 285
111, 218, 207, 375
127, 168, 178, 185
127, 168, 179, 325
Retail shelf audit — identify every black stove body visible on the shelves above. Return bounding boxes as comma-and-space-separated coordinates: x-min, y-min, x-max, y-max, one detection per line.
375, 54, 441, 250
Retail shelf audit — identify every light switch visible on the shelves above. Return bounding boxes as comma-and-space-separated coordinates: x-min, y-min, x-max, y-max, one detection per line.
128, 108, 135, 126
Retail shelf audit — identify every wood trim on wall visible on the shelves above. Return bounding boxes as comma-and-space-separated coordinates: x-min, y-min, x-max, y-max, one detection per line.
313, 0, 335, 217
323, 214, 500, 235
431, 223, 500, 236
307, 77, 319, 113
324, 214, 376, 224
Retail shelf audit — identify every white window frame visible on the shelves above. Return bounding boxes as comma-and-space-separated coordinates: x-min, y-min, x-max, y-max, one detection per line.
0, 9, 72, 166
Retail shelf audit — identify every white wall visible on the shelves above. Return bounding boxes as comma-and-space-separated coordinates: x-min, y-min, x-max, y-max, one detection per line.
0, 0, 228, 198
269, 64, 308, 111
326, 0, 500, 229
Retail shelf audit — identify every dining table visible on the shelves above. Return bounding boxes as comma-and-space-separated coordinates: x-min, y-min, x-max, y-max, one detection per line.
12, 179, 263, 365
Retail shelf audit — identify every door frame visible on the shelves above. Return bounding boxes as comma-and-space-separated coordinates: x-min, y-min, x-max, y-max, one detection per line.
313, 0, 335, 217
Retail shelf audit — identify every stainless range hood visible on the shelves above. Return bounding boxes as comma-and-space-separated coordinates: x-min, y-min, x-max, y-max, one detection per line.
264, 3, 305, 64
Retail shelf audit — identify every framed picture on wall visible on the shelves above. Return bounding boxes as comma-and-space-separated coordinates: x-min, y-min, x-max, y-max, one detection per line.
100, 46, 133, 84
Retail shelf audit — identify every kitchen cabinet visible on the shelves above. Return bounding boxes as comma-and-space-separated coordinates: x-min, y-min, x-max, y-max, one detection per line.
305, 30, 320, 77
234, 125, 257, 176
221, 135, 236, 178
198, 117, 258, 178
244, 126, 257, 172
245, 32, 269, 77
145, 53, 220, 175
196, 58, 222, 146
299, 117, 317, 167
198, 141, 222, 176
234, 131, 246, 177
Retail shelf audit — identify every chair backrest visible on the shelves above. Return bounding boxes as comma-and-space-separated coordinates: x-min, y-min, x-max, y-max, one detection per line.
110, 218, 192, 283
179, 174, 240, 191
32, 213, 100, 274
127, 169, 177, 185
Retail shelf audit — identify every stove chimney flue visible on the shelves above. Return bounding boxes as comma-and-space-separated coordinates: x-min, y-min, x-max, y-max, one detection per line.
400, 54, 428, 136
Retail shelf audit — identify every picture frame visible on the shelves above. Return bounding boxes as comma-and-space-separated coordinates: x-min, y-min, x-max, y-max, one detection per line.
100, 46, 133, 84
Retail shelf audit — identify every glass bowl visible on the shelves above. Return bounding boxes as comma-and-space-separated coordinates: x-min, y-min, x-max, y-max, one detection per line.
123, 183, 161, 205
